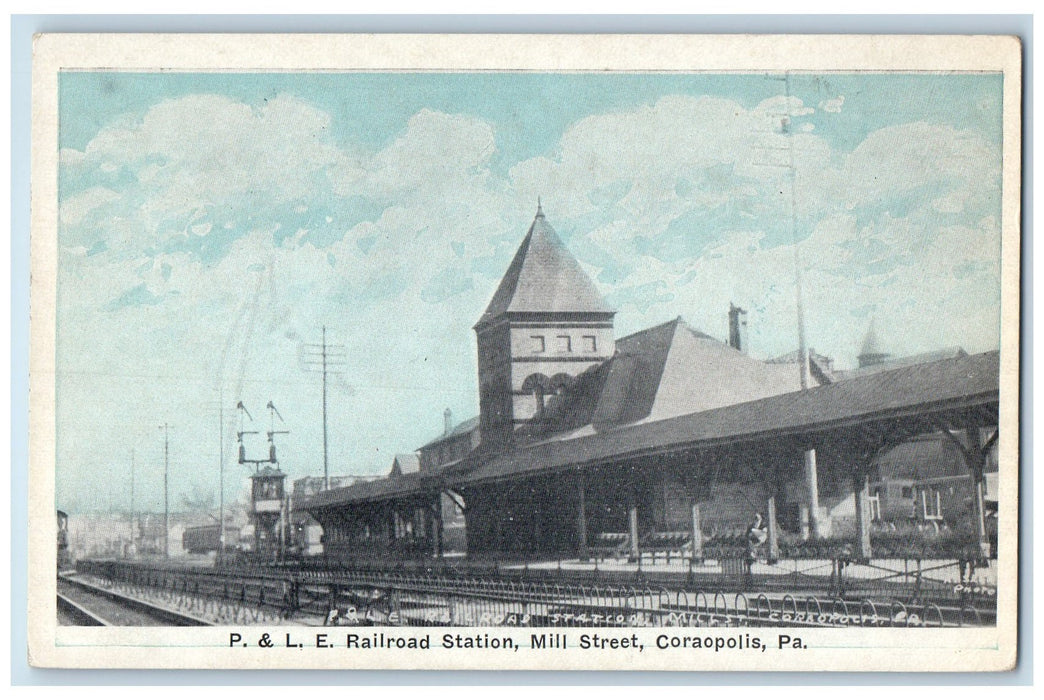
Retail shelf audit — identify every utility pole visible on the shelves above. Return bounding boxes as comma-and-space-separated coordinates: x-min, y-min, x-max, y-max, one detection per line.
160, 423, 170, 559
219, 390, 225, 565
322, 326, 328, 490
780, 74, 820, 539
752, 72, 822, 539
129, 449, 135, 559
303, 327, 346, 490
205, 394, 227, 563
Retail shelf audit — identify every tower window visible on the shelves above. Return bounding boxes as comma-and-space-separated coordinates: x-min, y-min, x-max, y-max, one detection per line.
530, 335, 545, 353
556, 335, 572, 353
582, 335, 597, 353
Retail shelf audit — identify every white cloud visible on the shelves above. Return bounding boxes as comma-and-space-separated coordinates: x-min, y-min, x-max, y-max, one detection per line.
59, 147, 85, 168
932, 190, 967, 214
56, 88, 1003, 509
59, 186, 119, 227
841, 121, 998, 210
819, 95, 845, 113
504, 95, 1000, 365
362, 109, 497, 196
755, 94, 815, 117
65, 94, 360, 251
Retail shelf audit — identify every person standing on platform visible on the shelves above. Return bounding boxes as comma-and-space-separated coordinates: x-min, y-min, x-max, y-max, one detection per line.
746, 512, 768, 562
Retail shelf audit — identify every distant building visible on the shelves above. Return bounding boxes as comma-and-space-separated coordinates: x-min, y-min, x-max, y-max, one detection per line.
837, 318, 968, 379
418, 416, 481, 473
390, 453, 421, 477
65, 510, 226, 560
870, 430, 999, 524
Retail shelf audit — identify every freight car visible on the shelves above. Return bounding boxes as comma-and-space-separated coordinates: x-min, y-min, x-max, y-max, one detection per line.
182, 523, 222, 554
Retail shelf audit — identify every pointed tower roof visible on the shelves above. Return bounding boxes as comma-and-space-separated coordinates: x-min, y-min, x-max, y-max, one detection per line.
476, 205, 613, 327
859, 318, 887, 357
857, 318, 891, 368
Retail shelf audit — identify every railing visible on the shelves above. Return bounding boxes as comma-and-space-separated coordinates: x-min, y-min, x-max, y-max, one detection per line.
75, 559, 995, 629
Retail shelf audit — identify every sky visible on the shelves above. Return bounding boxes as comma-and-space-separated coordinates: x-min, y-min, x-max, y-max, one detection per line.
55, 71, 1005, 514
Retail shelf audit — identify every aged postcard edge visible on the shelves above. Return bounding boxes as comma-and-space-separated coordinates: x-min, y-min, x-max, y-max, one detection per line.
28, 33, 1022, 671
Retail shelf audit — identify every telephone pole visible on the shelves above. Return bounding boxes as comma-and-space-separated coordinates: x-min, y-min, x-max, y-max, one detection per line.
129, 449, 135, 558
751, 72, 822, 539
219, 390, 225, 564
204, 393, 227, 563
160, 423, 170, 559
322, 326, 328, 490
303, 327, 346, 490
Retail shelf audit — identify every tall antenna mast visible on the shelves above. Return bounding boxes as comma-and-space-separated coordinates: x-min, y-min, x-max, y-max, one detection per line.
303, 326, 346, 490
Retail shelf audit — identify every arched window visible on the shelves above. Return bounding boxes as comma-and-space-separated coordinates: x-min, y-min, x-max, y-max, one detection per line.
521, 373, 551, 420
549, 373, 574, 396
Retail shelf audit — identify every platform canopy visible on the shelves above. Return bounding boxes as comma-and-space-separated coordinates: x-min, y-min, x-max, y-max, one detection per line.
302, 350, 999, 509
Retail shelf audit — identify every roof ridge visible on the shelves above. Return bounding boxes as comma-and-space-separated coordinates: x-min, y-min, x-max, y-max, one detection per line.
674, 316, 721, 343
615, 316, 682, 344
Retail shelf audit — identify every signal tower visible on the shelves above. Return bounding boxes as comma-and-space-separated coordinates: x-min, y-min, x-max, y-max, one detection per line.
238, 401, 289, 560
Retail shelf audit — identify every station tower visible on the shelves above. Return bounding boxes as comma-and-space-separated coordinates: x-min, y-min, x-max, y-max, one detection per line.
474, 204, 616, 449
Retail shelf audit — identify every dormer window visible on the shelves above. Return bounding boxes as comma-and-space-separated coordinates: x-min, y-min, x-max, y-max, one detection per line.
556, 335, 572, 353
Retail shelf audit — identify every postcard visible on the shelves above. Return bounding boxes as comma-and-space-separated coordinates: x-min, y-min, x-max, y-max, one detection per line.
28, 33, 1021, 671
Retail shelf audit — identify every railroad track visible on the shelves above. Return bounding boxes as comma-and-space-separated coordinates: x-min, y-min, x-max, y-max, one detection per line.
74, 559, 996, 628
57, 576, 212, 626
57, 593, 108, 626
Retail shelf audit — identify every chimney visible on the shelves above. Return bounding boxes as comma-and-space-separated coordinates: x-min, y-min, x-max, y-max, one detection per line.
728, 303, 748, 353
443, 408, 453, 436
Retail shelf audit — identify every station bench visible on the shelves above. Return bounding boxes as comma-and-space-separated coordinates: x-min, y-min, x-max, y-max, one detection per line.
585, 533, 632, 561
637, 531, 693, 564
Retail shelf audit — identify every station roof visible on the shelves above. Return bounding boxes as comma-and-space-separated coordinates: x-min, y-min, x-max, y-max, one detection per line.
303, 350, 999, 508
457, 349, 1000, 486
529, 317, 816, 437
304, 471, 429, 510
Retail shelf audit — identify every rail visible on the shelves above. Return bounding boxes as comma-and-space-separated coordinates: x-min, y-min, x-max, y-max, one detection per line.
57, 593, 109, 626
75, 559, 995, 629
60, 574, 214, 626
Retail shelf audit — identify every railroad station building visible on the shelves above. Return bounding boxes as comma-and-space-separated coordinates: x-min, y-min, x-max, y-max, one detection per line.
303, 206, 1000, 563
